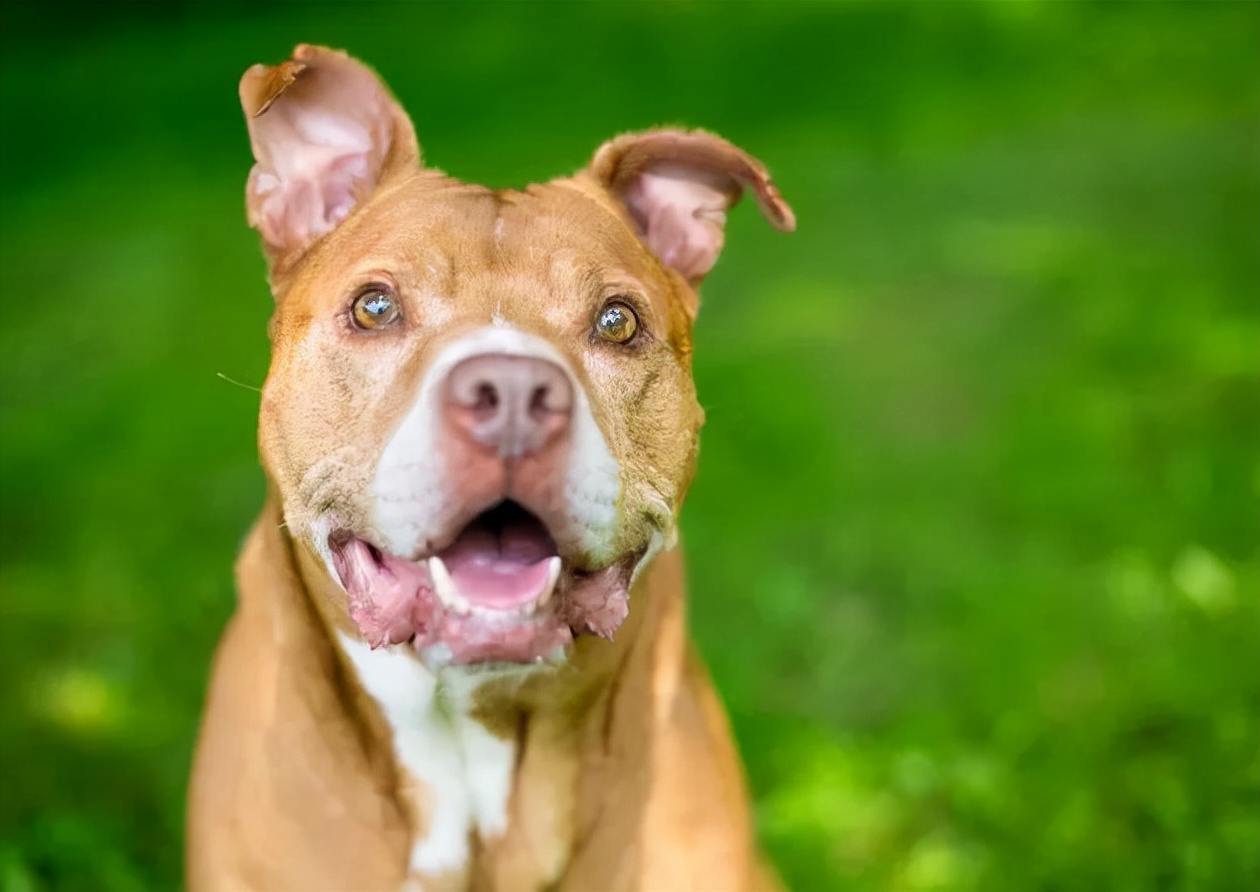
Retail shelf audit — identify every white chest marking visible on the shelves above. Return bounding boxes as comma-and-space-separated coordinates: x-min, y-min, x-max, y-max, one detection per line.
336, 633, 517, 876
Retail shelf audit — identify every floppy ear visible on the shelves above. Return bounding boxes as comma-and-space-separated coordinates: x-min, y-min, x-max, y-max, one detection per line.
239, 44, 420, 266
584, 129, 795, 284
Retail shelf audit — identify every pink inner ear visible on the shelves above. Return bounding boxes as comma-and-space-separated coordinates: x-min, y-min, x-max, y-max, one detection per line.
243, 52, 397, 256
249, 114, 375, 248
622, 164, 736, 282
248, 103, 383, 251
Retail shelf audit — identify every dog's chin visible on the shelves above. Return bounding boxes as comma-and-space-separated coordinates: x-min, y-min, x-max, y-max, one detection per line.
325, 500, 637, 668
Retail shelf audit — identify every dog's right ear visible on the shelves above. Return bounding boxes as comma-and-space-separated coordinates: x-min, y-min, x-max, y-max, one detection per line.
582, 129, 795, 287
239, 44, 420, 267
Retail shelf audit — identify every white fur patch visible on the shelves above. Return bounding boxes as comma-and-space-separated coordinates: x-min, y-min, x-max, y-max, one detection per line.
336, 632, 517, 878
372, 325, 622, 563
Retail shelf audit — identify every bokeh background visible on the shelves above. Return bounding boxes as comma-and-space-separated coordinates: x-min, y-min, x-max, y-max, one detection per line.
1, 2, 1257, 890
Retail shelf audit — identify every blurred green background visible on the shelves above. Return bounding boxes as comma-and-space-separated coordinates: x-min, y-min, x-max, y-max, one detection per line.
1, 2, 1257, 890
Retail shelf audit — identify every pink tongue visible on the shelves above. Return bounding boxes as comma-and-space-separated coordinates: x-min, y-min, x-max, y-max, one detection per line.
440, 524, 557, 609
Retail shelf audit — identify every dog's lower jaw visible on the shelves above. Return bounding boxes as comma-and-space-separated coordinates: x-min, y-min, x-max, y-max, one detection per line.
187, 498, 773, 892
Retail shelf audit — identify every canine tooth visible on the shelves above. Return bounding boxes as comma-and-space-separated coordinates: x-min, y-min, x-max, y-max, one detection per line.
427, 557, 471, 615
536, 556, 563, 609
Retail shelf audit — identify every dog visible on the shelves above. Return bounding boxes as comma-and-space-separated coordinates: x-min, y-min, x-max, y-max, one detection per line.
186, 44, 794, 892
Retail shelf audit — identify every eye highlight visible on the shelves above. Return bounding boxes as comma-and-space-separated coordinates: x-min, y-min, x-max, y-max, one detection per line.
595, 301, 639, 344
350, 285, 400, 330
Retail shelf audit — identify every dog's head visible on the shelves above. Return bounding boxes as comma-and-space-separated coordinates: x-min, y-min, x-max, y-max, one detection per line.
240, 45, 793, 668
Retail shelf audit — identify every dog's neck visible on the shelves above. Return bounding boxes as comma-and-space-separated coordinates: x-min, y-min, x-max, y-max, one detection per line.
249, 495, 690, 890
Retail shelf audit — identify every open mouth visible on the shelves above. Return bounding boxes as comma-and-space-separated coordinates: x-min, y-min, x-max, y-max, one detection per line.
328, 500, 631, 666
428, 500, 562, 615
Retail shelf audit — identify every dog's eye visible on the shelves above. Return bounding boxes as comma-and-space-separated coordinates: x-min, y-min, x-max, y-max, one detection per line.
595, 301, 638, 344
351, 286, 400, 330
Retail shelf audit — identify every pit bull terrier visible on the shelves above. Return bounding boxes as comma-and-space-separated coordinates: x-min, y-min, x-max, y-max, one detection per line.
186, 44, 794, 892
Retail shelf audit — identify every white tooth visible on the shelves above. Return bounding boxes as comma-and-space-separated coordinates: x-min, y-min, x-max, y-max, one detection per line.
536, 556, 563, 609
427, 557, 471, 615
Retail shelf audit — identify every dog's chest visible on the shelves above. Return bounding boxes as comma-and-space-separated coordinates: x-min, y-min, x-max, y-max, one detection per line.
337, 633, 517, 880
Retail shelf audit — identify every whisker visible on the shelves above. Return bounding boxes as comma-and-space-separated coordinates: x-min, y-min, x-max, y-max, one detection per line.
216, 372, 263, 394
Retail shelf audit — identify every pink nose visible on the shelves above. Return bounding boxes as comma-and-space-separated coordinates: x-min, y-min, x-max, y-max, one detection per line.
444, 354, 574, 457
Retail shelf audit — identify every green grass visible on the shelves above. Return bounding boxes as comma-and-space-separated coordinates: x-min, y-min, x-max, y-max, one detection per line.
1, 2, 1257, 890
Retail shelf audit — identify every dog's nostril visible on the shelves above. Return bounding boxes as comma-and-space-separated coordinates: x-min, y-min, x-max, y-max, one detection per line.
473, 383, 499, 412
530, 385, 551, 415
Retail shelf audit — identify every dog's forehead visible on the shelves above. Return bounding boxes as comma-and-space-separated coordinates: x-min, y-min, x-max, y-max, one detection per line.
493, 180, 651, 260
274, 170, 691, 354
317, 173, 662, 288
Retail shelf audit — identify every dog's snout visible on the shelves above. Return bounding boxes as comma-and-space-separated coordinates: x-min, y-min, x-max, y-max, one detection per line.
445, 354, 573, 456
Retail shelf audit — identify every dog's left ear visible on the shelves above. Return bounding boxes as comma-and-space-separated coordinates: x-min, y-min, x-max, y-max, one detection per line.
239, 44, 420, 267
584, 129, 795, 285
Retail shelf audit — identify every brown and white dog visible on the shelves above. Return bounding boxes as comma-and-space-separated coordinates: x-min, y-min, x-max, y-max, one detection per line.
186, 44, 794, 892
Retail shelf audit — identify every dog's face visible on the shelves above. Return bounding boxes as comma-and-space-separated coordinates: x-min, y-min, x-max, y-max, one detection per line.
242, 46, 792, 667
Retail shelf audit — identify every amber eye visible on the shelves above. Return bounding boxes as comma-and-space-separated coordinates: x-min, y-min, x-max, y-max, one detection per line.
595, 301, 639, 344
351, 286, 400, 330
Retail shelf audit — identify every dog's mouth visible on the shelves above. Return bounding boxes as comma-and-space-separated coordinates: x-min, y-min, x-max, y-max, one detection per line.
327, 500, 632, 666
